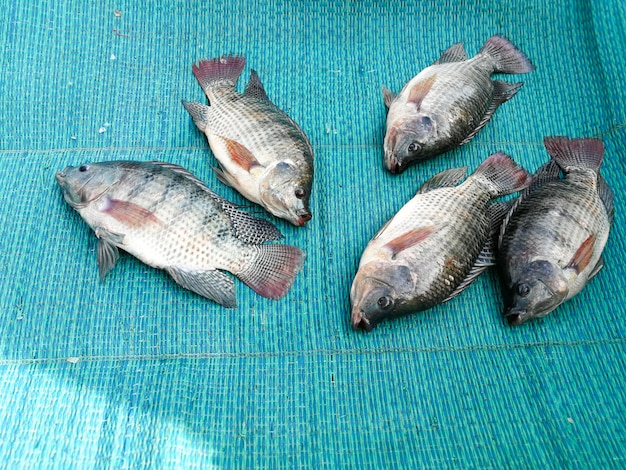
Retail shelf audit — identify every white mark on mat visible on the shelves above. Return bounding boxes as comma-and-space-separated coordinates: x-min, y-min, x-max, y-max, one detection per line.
567, 417, 574, 424
113, 9, 122, 17
110, 54, 116, 60
66, 357, 80, 364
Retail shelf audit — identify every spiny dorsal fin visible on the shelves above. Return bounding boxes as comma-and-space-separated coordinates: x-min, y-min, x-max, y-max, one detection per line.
433, 42, 468, 65
418, 167, 467, 194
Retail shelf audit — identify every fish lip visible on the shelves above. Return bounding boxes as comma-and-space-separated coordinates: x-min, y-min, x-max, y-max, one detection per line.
385, 157, 404, 174
293, 211, 312, 227
351, 310, 374, 332
505, 308, 526, 326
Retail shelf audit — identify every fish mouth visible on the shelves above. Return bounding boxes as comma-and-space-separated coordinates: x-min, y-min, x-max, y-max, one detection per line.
384, 155, 403, 174
293, 210, 312, 227
351, 310, 374, 332
505, 308, 526, 326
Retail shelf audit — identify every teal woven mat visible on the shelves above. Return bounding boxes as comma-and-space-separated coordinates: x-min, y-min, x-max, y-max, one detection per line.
1, 1, 625, 468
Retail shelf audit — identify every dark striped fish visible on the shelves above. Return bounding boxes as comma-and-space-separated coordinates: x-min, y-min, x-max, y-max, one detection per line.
183, 55, 314, 226
56, 161, 305, 307
351, 152, 530, 331
383, 35, 535, 173
498, 137, 614, 325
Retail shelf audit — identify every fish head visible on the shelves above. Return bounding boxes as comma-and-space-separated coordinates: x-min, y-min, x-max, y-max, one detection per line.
503, 260, 569, 325
350, 261, 414, 331
55, 163, 119, 208
384, 116, 436, 174
260, 161, 313, 226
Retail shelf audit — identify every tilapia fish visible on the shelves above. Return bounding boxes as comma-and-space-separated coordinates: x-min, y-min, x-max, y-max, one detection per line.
383, 35, 535, 173
351, 152, 530, 331
183, 55, 314, 227
497, 137, 614, 325
55, 161, 305, 307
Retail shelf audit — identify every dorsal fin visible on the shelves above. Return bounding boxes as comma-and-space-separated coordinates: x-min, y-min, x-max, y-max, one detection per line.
407, 75, 436, 109
244, 69, 270, 101
433, 42, 468, 65
418, 167, 467, 194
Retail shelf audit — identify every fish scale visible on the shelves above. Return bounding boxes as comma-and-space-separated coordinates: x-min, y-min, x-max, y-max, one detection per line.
383, 35, 534, 173
183, 56, 314, 226
497, 137, 613, 325
350, 152, 530, 331
56, 161, 305, 307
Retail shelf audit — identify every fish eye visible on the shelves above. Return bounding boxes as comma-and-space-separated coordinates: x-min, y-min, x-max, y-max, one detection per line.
79, 165, 89, 172
377, 295, 393, 310
516, 283, 531, 297
294, 188, 305, 199
407, 142, 421, 153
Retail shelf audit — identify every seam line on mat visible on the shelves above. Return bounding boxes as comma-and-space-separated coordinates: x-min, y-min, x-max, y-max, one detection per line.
0, 337, 624, 365
0, 121, 624, 156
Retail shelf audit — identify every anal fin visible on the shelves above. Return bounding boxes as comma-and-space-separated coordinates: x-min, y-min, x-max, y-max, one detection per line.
459, 80, 523, 146
167, 267, 237, 307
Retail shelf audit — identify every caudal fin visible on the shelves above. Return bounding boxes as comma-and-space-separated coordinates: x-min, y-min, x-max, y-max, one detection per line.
543, 136, 604, 174
192, 55, 246, 95
472, 152, 531, 197
479, 35, 535, 74
237, 245, 305, 300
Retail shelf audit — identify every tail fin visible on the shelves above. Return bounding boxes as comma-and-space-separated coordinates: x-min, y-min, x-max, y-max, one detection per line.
479, 35, 535, 74
543, 136, 604, 174
237, 245, 305, 300
192, 55, 246, 95
471, 152, 531, 197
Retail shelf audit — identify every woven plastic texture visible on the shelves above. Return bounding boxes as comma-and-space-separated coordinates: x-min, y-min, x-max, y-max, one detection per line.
0, 1, 625, 468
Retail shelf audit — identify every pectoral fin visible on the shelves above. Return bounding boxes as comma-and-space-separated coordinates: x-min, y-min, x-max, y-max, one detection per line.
407, 75, 436, 109
565, 234, 596, 274
384, 226, 435, 258
219, 136, 262, 172
101, 197, 161, 228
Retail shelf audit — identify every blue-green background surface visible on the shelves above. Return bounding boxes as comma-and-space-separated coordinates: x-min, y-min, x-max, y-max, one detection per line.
1, 1, 625, 468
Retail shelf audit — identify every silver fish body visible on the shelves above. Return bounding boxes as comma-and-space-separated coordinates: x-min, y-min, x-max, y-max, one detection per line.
383, 35, 535, 173
351, 152, 530, 331
56, 161, 305, 307
183, 55, 314, 226
498, 137, 614, 325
